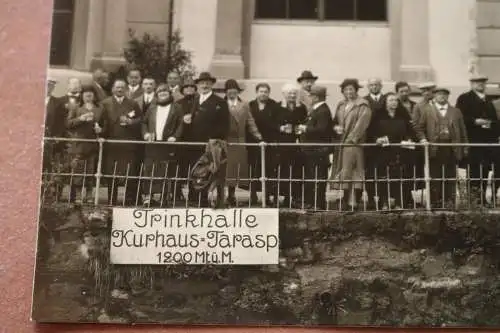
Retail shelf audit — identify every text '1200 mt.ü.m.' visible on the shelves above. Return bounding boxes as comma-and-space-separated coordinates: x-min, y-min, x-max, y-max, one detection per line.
110, 208, 280, 265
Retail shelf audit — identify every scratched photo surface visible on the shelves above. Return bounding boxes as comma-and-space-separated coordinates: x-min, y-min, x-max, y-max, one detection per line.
32, 0, 500, 327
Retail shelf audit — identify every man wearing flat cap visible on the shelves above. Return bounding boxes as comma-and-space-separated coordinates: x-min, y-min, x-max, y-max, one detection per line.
404, 82, 437, 204
456, 74, 498, 203
183, 72, 230, 206
297, 85, 334, 210
297, 70, 318, 114
417, 87, 469, 208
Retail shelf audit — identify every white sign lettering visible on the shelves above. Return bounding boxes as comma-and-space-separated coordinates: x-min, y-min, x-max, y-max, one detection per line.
110, 208, 280, 265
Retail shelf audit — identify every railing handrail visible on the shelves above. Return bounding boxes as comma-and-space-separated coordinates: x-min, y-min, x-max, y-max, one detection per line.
42, 136, 500, 147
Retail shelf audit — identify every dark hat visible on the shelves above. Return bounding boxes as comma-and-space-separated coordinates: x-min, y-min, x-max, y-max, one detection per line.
469, 73, 488, 82
195, 72, 217, 84
297, 70, 318, 83
433, 86, 450, 95
340, 78, 363, 90
224, 79, 243, 92
81, 84, 97, 95
309, 85, 327, 98
181, 77, 197, 91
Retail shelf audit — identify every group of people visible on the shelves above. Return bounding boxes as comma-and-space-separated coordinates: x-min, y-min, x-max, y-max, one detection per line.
43, 67, 500, 210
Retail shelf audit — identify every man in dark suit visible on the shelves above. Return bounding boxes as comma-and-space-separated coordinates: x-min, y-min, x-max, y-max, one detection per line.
183, 72, 230, 207
43, 77, 59, 173
167, 71, 184, 102
135, 76, 157, 115
53, 78, 82, 139
364, 77, 386, 208
418, 87, 469, 208
247, 82, 281, 206
297, 85, 334, 210
92, 68, 110, 103
456, 74, 499, 204
395, 81, 416, 117
101, 79, 143, 206
126, 68, 144, 100
176, 77, 198, 201
141, 84, 184, 206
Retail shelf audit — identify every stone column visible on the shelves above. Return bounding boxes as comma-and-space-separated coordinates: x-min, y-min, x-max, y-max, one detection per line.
209, 0, 245, 79
70, 0, 90, 70
467, 1, 479, 75
397, 0, 434, 82
90, 0, 128, 71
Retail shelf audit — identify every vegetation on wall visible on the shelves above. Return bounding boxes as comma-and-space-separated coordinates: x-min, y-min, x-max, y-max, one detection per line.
112, 28, 196, 84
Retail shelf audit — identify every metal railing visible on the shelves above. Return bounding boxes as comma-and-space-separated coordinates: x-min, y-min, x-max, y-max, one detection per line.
40, 137, 500, 212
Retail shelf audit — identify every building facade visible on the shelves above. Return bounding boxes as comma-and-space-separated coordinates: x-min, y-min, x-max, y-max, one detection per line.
49, 0, 500, 99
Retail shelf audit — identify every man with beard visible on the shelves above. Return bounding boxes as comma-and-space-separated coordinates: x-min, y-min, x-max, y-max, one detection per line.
297, 70, 318, 114
126, 68, 143, 100
101, 79, 143, 206
135, 76, 157, 116
141, 84, 184, 206
167, 71, 184, 102
183, 72, 229, 207
456, 74, 498, 205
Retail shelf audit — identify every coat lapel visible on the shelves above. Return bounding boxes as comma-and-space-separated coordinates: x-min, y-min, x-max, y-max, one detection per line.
149, 106, 158, 133
228, 100, 241, 126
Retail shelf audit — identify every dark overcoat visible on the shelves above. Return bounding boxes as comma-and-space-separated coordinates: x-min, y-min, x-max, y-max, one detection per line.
101, 96, 143, 184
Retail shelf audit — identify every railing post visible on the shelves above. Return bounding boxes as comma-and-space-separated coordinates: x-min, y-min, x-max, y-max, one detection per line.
260, 142, 267, 208
94, 138, 104, 206
423, 142, 431, 211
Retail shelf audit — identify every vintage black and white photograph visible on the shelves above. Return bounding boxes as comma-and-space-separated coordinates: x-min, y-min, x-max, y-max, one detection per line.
32, 0, 500, 327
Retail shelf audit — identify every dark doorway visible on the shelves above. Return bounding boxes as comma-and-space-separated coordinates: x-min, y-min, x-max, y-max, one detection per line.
49, 0, 75, 66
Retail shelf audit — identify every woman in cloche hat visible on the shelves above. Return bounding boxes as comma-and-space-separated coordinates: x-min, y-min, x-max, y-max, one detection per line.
330, 78, 372, 210
223, 79, 262, 206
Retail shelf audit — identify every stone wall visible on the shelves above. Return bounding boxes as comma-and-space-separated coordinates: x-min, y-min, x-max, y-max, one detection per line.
32, 206, 500, 327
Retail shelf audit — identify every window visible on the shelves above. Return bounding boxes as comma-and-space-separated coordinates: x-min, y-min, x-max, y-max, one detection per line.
255, 0, 387, 22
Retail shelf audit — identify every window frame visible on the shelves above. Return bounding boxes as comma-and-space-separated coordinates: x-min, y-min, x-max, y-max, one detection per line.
253, 0, 389, 24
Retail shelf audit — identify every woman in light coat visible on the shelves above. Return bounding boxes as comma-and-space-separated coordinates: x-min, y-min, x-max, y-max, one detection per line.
224, 79, 263, 206
330, 78, 372, 210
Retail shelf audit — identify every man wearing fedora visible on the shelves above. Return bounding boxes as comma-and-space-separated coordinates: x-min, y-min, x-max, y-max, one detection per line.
297, 70, 318, 113
183, 72, 230, 206
417, 87, 469, 208
456, 74, 499, 204
297, 85, 334, 210
223, 79, 262, 206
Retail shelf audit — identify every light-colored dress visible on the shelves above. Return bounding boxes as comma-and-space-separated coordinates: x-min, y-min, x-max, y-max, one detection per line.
330, 97, 372, 190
